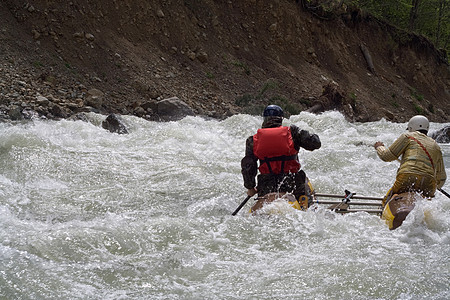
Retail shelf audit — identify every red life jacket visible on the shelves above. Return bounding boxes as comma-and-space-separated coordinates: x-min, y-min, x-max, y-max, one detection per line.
253, 126, 300, 174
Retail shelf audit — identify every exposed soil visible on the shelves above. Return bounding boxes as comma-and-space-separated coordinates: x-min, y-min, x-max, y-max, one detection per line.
1, 0, 449, 123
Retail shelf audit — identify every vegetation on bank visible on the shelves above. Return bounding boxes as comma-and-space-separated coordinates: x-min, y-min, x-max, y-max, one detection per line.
303, 0, 449, 59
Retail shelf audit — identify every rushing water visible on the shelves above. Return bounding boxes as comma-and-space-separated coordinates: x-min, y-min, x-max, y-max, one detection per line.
1, 111, 449, 300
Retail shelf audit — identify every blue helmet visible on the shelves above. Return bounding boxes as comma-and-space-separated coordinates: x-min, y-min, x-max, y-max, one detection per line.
263, 105, 284, 117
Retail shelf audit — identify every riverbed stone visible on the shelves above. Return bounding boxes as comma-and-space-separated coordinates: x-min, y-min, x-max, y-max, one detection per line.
431, 125, 450, 143
102, 113, 128, 134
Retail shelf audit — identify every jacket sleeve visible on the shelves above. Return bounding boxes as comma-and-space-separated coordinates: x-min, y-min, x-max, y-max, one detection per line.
241, 136, 258, 189
376, 133, 409, 162
436, 151, 447, 189
290, 125, 321, 151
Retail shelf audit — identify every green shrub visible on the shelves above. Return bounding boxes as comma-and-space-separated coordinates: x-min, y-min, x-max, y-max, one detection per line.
235, 94, 253, 107
410, 87, 424, 101
414, 103, 423, 114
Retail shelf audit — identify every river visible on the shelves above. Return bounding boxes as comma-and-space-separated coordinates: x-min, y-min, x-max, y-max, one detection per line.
1, 111, 449, 299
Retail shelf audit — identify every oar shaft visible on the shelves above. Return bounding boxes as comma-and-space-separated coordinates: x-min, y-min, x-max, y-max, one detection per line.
314, 200, 382, 206
232, 195, 252, 216
438, 188, 450, 199
334, 209, 383, 214
314, 193, 383, 201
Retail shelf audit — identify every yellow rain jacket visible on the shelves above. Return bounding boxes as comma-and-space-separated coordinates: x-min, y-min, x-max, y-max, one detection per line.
376, 131, 446, 197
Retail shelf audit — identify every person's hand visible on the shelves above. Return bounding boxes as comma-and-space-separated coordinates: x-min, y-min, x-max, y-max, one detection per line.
247, 188, 257, 197
374, 141, 384, 149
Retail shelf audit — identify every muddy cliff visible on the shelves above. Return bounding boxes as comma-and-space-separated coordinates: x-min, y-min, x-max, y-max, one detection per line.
1, 0, 449, 122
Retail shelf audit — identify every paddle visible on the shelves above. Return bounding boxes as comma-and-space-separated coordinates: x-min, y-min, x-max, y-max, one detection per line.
438, 188, 450, 199
232, 195, 252, 216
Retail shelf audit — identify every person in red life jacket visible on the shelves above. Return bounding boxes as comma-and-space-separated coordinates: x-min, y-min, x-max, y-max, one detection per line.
241, 105, 321, 200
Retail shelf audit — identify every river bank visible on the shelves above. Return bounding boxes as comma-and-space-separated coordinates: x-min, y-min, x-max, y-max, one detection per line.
1, 0, 449, 123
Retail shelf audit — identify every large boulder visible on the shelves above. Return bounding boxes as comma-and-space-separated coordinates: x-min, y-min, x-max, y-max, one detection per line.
85, 88, 104, 109
157, 97, 195, 121
102, 114, 128, 134
431, 126, 450, 143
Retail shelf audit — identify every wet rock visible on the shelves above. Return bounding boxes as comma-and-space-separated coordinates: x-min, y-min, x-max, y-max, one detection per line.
431, 126, 450, 143
354, 104, 370, 122
22, 109, 39, 119
102, 114, 128, 134
305, 103, 323, 113
342, 103, 354, 122
68, 112, 89, 122
157, 97, 195, 121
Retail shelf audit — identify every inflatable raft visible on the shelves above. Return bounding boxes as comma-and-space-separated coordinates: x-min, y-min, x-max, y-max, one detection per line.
249, 181, 384, 215
381, 192, 425, 230
242, 180, 434, 230
250, 179, 314, 213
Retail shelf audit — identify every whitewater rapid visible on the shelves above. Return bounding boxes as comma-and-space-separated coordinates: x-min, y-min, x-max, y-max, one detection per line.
1, 111, 449, 299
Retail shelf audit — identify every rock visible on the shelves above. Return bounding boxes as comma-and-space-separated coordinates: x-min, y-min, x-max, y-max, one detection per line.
309, 81, 344, 114
134, 106, 146, 117
85, 33, 95, 41
431, 126, 450, 143
196, 51, 208, 63
50, 103, 67, 118
31, 29, 40, 40
305, 103, 323, 114
382, 108, 395, 120
73, 32, 84, 40
85, 88, 104, 109
87, 88, 104, 97
269, 23, 277, 32
157, 9, 165, 18
141, 100, 157, 112
86, 96, 103, 109
354, 103, 370, 122
36, 95, 50, 105
22, 109, 39, 119
8, 105, 22, 120
187, 51, 196, 60
68, 112, 89, 122
342, 103, 354, 121
157, 97, 195, 121
102, 114, 128, 134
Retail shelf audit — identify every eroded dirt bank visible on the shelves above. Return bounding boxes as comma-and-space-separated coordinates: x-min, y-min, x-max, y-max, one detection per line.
1, 0, 449, 123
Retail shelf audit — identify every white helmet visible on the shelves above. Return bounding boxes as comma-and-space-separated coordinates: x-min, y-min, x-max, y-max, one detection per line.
407, 115, 429, 132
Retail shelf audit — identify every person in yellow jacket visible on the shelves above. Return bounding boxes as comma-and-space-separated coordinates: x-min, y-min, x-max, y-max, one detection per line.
374, 115, 446, 202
